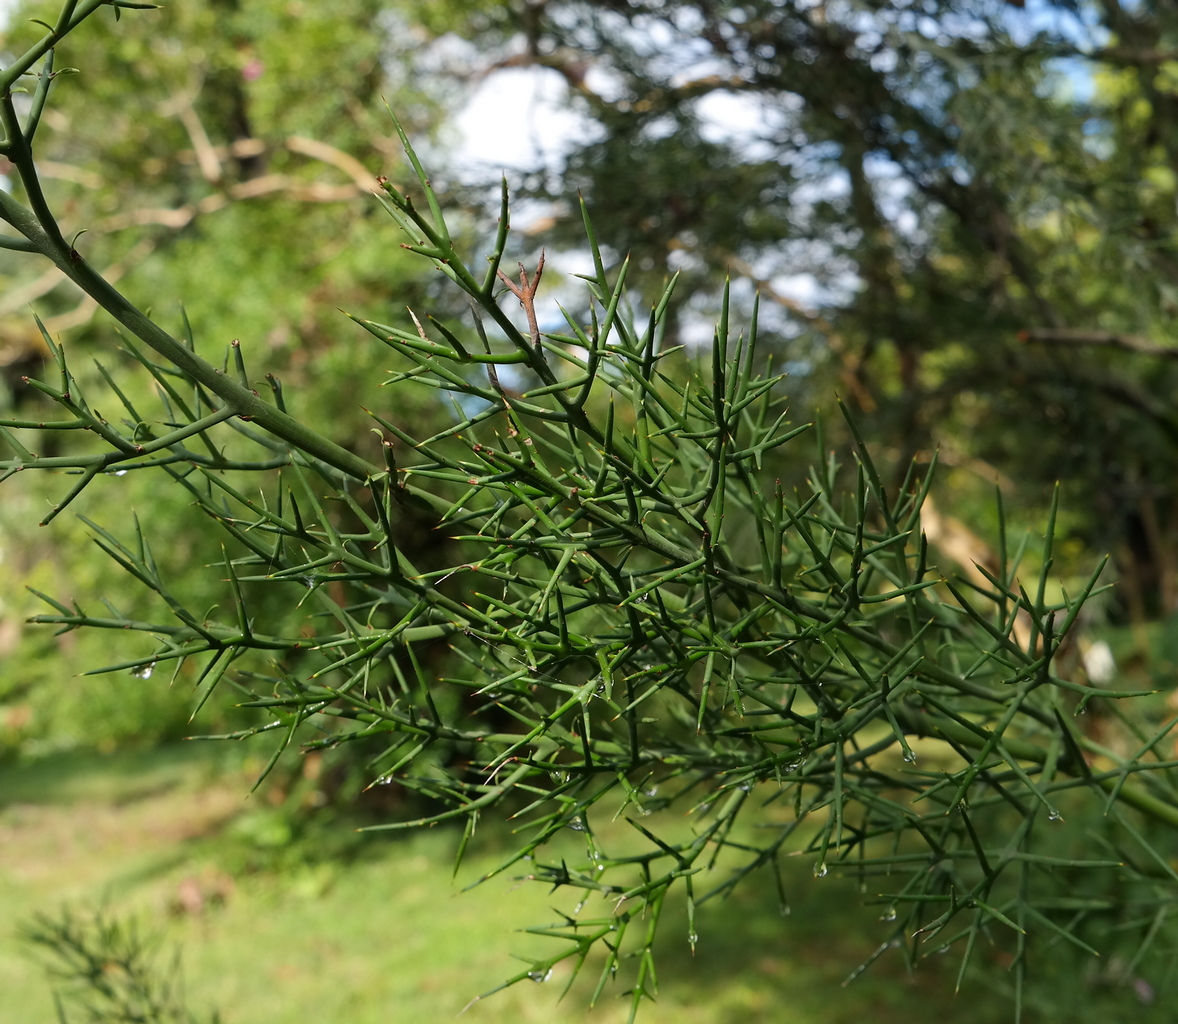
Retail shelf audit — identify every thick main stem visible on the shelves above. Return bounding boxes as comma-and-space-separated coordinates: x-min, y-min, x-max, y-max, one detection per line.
0, 189, 380, 483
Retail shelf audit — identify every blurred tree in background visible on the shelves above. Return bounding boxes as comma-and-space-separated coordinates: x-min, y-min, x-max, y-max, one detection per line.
0, 0, 463, 754
432, 0, 1178, 621
10, 0, 1178, 750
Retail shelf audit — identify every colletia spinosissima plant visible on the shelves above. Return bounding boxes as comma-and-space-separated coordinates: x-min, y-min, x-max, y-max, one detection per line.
4, 4, 1178, 1021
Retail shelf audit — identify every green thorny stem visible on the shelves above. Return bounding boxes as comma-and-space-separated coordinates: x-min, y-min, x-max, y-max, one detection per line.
6, 9, 1178, 1022
0, 18, 376, 485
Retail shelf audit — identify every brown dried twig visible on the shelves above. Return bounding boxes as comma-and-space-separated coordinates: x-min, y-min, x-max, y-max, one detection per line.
497, 251, 545, 350
1018, 327, 1178, 359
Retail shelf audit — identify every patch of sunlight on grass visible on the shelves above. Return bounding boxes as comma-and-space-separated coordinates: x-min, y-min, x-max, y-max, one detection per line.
3, 744, 1016, 1024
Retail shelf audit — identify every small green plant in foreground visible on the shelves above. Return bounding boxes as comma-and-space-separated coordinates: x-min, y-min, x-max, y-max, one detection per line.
4, 4, 1178, 1021
22, 906, 217, 1024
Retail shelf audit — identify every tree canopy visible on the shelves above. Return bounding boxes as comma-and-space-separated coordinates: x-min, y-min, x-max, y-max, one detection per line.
428, 0, 1178, 618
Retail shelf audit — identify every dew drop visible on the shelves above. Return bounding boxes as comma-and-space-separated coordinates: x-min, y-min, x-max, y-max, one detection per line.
688, 932, 699, 948
737, 781, 753, 792
779, 905, 791, 917
814, 862, 828, 879
566, 816, 587, 832
527, 969, 553, 984
880, 907, 897, 922
1048, 808, 1063, 822
375, 774, 394, 786
645, 787, 659, 798
112, 469, 128, 477
902, 748, 917, 764
131, 663, 155, 679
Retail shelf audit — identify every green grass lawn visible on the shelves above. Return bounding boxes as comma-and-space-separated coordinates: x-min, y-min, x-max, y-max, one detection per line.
0, 743, 1157, 1023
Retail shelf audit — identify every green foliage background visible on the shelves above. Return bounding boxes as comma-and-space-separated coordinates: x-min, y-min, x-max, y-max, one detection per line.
5, 2, 1178, 1022
0, 0, 451, 753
